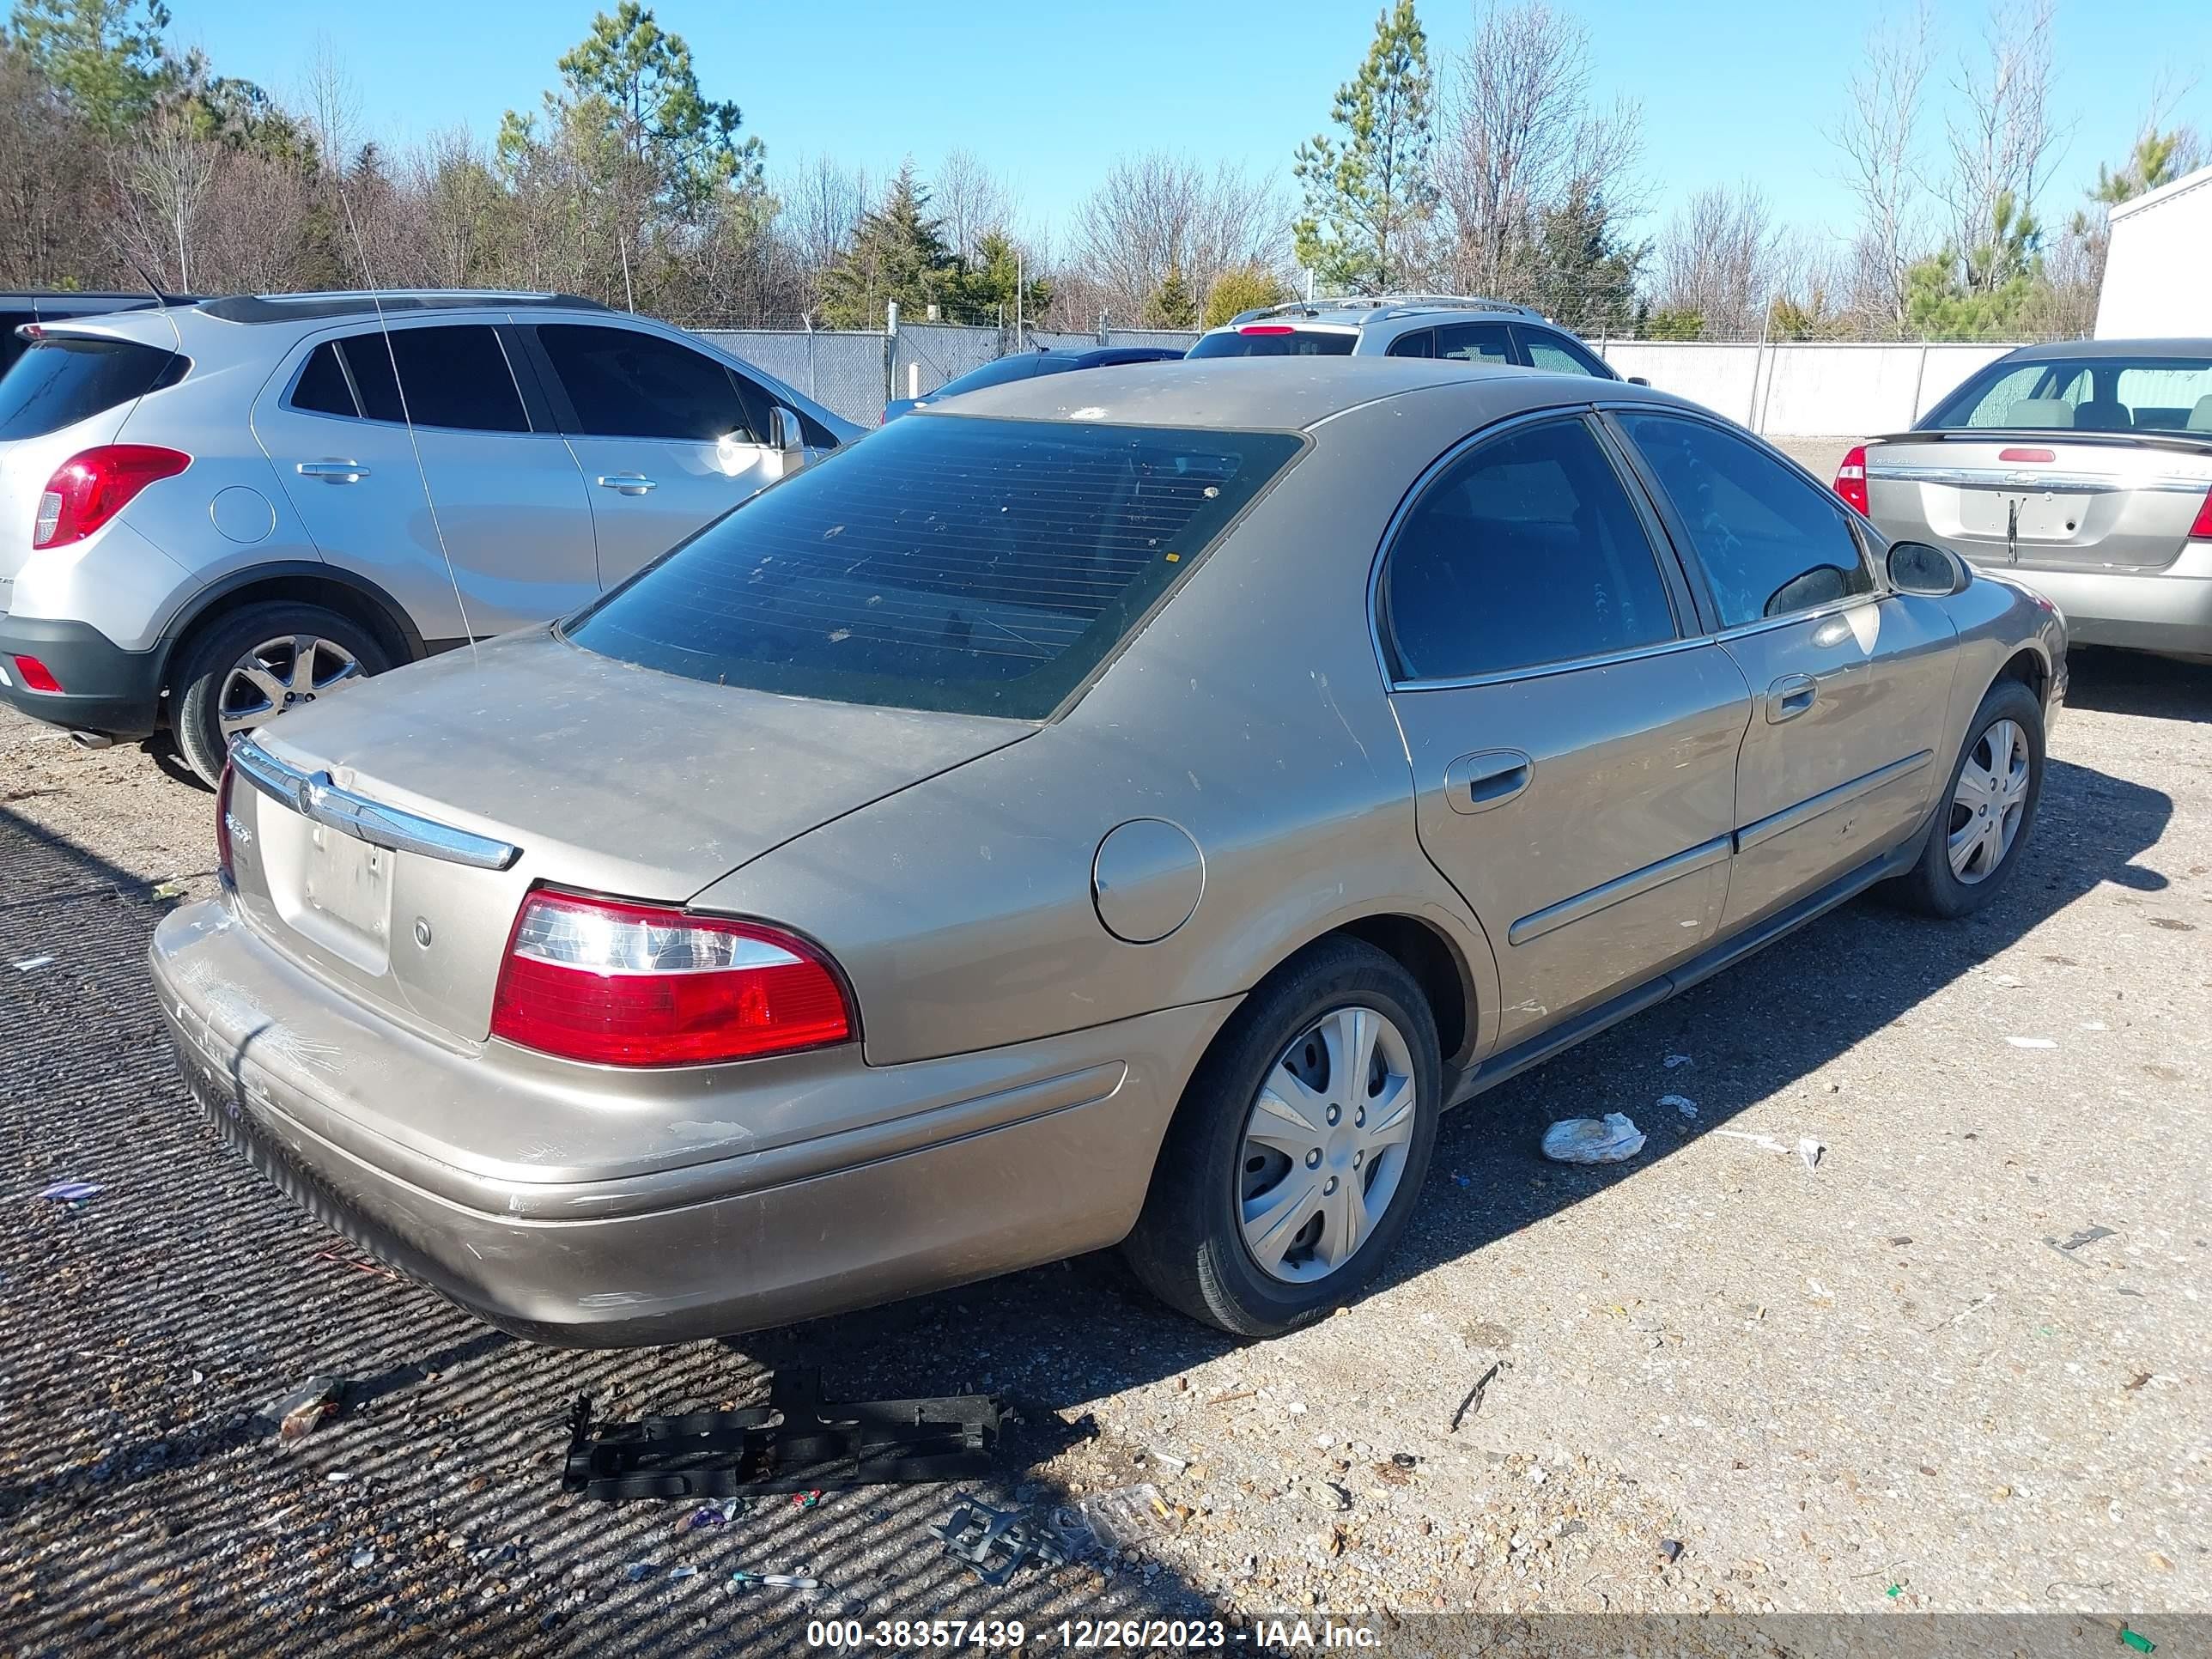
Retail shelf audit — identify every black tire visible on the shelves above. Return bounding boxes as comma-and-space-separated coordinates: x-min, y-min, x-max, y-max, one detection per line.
1889, 677, 2045, 918
172, 602, 392, 787
1123, 939, 1443, 1338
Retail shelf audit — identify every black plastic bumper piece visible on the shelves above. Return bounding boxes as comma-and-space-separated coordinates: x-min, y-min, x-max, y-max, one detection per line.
0, 614, 163, 738
562, 1369, 1001, 1502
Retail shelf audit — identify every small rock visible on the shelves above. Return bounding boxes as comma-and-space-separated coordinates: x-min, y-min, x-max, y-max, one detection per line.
1660, 1539, 1683, 1563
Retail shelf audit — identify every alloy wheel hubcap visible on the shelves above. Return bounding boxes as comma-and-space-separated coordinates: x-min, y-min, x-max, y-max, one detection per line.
218, 635, 364, 740
1946, 716, 2029, 884
1237, 1004, 1418, 1285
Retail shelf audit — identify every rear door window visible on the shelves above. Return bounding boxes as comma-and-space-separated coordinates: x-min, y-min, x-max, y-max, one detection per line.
1186, 328, 1356, 358
0, 337, 185, 440
1387, 330, 1436, 359
1381, 416, 1678, 682
290, 341, 356, 416
564, 415, 1304, 718
319, 326, 530, 432
537, 324, 757, 441
1617, 411, 1874, 625
1434, 322, 1515, 364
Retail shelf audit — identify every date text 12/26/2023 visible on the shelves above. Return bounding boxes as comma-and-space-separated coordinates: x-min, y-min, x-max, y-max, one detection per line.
804, 1619, 1383, 1650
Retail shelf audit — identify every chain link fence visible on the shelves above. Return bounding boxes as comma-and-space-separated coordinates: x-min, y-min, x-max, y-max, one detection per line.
696, 321, 1205, 427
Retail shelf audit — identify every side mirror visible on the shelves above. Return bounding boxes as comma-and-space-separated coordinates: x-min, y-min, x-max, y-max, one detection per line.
1627, 375, 1650, 386
1887, 540, 1970, 597
767, 405, 805, 456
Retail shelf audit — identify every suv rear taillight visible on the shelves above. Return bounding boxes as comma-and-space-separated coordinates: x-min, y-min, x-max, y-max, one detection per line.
1833, 445, 1869, 515
1239, 324, 1295, 335
33, 445, 191, 549
489, 889, 853, 1067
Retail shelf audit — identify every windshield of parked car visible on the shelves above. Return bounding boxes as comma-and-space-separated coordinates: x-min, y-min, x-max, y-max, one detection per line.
1187, 329, 1357, 358
0, 336, 185, 441
1923, 356, 2212, 434
564, 414, 1304, 719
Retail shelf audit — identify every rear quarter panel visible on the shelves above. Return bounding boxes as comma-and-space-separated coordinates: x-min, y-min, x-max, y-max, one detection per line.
689, 385, 1520, 1069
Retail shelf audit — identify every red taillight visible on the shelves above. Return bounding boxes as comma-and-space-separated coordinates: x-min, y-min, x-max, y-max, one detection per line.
1997, 447, 2056, 464
1239, 324, 1296, 335
33, 445, 190, 550
2191, 489, 2212, 541
1833, 444, 1869, 515
214, 761, 236, 885
489, 889, 853, 1067
9, 654, 63, 694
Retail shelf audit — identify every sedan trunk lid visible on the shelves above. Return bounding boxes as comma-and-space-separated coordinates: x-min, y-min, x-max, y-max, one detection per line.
222, 628, 1031, 1046
1866, 430, 2212, 574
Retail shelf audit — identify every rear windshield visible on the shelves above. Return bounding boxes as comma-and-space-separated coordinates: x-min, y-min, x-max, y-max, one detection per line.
930, 355, 1048, 398
1187, 329, 1357, 359
564, 414, 1304, 719
0, 336, 185, 441
1925, 356, 2212, 434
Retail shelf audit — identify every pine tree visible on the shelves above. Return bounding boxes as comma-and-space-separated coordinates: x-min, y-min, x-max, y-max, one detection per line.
1202, 266, 1288, 328
819, 161, 957, 328
1291, 1, 1437, 294
1147, 264, 1196, 328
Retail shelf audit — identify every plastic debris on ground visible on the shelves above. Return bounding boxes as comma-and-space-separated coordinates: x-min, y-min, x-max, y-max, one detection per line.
1540, 1113, 1645, 1164
2119, 1626, 2156, 1653
151, 879, 188, 899
730, 1571, 819, 1592
1663, 1054, 1693, 1068
11, 955, 55, 972
931, 1493, 1073, 1586
271, 1375, 347, 1443
2005, 1036, 2057, 1049
1658, 1094, 1698, 1119
36, 1180, 101, 1203
1074, 1483, 1180, 1551
562, 1368, 1000, 1501
1798, 1136, 1825, 1171
686, 1498, 746, 1529
1449, 1360, 1504, 1433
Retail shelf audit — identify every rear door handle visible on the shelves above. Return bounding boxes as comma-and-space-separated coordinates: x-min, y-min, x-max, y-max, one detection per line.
596, 473, 657, 495
1444, 749, 1534, 814
297, 459, 369, 483
1767, 674, 1817, 723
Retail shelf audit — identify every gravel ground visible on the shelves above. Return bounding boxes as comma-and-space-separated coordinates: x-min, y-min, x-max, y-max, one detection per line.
1, 644, 2207, 1657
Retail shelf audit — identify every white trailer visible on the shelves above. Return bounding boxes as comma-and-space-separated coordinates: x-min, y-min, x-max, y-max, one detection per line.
2095, 163, 2212, 339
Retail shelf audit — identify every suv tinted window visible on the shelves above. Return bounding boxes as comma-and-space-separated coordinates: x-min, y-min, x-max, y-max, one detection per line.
1435, 322, 1514, 364
1382, 417, 1676, 682
1186, 329, 1356, 358
325, 326, 529, 432
539, 324, 756, 441
1386, 330, 1435, 359
1617, 412, 1872, 625
0, 337, 185, 441
566, 414, 1304, 719
291, 341, 356, 416
1522, 329, 1611, 378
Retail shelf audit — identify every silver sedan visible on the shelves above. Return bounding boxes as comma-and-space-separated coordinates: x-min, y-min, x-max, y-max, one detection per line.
151, 359, 2067, 1346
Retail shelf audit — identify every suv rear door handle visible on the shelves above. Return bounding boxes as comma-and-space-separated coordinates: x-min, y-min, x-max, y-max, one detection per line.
297, 459, 369, 483
596, 473, 657, 495
1444, 749, 1534, 814
1767, 674, 1817, 723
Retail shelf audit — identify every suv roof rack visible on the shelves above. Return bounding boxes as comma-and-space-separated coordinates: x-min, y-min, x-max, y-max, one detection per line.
1224, 293, 1546, 328
198, 291, 612, 325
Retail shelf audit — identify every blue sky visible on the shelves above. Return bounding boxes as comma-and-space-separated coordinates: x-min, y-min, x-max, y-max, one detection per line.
171, 0, 2209, 253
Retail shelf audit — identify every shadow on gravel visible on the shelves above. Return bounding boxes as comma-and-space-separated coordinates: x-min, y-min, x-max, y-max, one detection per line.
0, 702, 2174, 1654
2061, 647, 2212, 725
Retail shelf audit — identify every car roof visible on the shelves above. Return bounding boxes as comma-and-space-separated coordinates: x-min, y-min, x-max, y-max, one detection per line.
195, 291, 611, 325
1211, 295, 1547, 331
916, 356, 1679, 432
2002, 337, 2212, 360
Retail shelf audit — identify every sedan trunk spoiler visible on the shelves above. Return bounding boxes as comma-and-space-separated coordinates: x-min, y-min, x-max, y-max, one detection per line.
1874, 428, 2212, 459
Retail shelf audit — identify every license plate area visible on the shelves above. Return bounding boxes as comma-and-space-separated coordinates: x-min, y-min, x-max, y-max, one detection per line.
263, 808, 394, 975
1957, 488, 2087, 543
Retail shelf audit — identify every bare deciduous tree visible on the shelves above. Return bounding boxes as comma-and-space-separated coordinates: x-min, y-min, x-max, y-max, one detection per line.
111, 109, 218, 289
1942, 0, 2061, 289
1435, 1, 1642, 305
1829, 2, 1931, 331
1652, 184, 1780, 337
932, 147, 1015, 263
1066, 150, 1285, 321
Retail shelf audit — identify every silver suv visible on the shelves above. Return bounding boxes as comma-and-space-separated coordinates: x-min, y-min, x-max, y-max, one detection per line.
0, 291, 858, 783
1186, 295, 1627, 379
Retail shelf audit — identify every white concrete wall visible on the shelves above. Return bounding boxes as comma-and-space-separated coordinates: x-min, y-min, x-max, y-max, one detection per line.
2095, 164, 2212, 339
1593, 340, 2020, 436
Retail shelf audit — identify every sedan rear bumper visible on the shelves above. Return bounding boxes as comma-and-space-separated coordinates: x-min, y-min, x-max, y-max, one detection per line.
150, 898, 1231, 1346
1970, 543, 2212, 660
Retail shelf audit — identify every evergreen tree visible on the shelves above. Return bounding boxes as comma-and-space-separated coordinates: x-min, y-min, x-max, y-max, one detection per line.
1202, 265, 1288, 328
947, 228, 1051, 326
1524, 183, 1644, 334
8, 0, 168, 137
1291, 1, 1437, 293
552, 2, 758, 214
1147, 264, 1196, 328
819, 162, 958, 327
